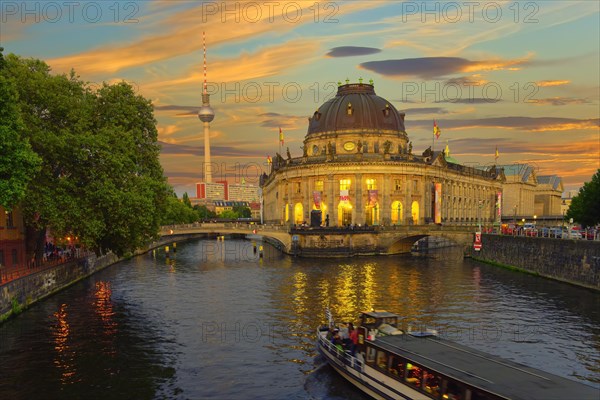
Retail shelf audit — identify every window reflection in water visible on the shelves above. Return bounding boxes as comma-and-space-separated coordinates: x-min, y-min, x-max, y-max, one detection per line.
52, 303, 78, 384
93, 281, 118, 356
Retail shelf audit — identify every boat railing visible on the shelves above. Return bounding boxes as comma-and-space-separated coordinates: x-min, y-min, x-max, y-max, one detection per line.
317, 329, 364, 373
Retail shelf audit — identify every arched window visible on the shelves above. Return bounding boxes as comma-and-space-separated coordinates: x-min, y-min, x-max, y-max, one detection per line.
391, 201, 403, 225
411, 201, 419, 225
294, 203, 303, 225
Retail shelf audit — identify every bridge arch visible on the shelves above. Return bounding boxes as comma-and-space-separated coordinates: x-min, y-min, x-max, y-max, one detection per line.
385, 232, 468, 255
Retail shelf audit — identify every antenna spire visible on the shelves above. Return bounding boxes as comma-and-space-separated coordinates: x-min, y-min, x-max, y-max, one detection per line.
203, 31, 208, 95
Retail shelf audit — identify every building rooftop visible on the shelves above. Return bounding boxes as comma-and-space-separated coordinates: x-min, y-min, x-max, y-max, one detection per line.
306, 83, 406, 136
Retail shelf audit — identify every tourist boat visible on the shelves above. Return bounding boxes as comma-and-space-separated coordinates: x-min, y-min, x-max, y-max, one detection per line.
317, 310, 599, 400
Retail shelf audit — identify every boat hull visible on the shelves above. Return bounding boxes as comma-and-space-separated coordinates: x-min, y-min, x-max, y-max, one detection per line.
317, 330, 428, 400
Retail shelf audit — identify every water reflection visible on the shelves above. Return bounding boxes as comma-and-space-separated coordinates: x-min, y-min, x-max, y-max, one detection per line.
52, 303, 78, 385
0, 239, 598, 400
93, 281, 118, 356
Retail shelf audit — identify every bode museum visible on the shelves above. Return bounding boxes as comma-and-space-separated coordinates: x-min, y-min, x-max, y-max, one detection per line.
261, 82, 505, 227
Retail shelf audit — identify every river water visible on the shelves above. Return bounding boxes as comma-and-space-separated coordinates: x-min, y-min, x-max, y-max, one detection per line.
0, 238, 598, 399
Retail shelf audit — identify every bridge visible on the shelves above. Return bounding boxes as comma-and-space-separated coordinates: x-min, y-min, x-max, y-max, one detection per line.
160, 223, 477, 257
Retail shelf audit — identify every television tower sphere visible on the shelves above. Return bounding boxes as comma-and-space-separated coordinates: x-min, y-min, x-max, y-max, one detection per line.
198, 104, 215, 122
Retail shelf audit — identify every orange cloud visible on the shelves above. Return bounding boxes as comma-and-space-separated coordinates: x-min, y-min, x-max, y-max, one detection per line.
536, 80, 571, 87
46, 1, 381, 77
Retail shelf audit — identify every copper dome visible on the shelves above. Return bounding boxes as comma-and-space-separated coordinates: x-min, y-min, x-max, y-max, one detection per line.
307, 83, 406, 136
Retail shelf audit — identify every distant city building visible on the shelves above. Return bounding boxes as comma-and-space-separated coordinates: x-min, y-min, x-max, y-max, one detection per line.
228, 183, 259, 202
196, 182, 225, 201
213, 201, 249, 215
499, 164, 564, 221
500, 164, 538, 218
561, 189, 580, 216
196, 181, 260, 203
535, 175, 563, 216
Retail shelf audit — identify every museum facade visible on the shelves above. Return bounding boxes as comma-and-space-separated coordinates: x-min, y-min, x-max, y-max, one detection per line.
261, 82, 505, 227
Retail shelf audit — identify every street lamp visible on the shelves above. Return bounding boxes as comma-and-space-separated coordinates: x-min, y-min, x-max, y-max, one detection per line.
478, 200, 483, 232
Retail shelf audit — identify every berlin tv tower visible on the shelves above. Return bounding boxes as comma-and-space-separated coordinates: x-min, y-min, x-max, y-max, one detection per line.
198, 31, 215, 183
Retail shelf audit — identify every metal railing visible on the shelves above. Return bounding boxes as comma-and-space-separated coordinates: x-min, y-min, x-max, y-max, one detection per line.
317, 329, 364, 372
0, 250, 93, 286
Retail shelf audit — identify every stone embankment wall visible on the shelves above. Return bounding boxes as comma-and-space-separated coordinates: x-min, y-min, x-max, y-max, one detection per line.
473, 235, 600, 290
0, 233, 206, 322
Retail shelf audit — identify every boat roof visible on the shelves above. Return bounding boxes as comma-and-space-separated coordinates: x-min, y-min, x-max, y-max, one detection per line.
373, 334, 598, 400
361, 311, 400, 319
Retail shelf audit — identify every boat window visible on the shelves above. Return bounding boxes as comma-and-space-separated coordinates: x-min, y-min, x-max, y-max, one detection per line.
442, 379, 464, 400
388, 355, 406, 378
376, 350, 387, 370
366, 346, 376, 364
405, 363, 422, 388
423, 369, 441, 397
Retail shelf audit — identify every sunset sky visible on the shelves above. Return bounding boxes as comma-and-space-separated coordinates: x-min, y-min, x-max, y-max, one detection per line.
3, 0, 599, 195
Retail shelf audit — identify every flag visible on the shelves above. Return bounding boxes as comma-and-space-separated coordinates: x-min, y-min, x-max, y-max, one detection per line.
495, 146, 499, 159
267, 155, 272, 165
433, 120, 441, 139
279, 127, 284, 146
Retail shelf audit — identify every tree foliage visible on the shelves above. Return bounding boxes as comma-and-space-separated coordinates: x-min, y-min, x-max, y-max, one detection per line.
0, 48, 41, 208
232, 205, 251, 218
566, 169, 600, 227
4, 53, 170, 256
161, 192, 199, 225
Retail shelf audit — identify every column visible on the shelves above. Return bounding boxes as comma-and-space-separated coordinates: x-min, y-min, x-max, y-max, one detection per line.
328, 174, 337, 226
382, 173, 391, 225
355, 173, 363, 225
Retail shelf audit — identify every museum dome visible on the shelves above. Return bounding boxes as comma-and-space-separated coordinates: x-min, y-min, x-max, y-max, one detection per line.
307, 82, 406, 136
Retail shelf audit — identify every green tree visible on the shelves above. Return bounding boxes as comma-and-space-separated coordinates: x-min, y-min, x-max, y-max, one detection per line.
4, 54, 170, 257
193, 204, 216, 220
162, 194, 199, 225
232, 205, 251, 218
0, 48, 41, 208
219, 210, 238, 219
182, 192, 192, 208
566, 169, 600, 227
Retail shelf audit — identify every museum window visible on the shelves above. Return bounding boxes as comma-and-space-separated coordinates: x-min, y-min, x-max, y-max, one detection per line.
315, 180, 324, 192
0, 250, 4, 267
347, 103, 353, 115
413, 180, 419, 192
340, 179, 351, 191
295, 182, 301, 193
394, 179, 402, 191
366, 179, 377, 190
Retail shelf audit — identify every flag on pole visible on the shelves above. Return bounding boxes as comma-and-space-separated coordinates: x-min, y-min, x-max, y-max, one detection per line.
495, 146, 499, 159
267, 155, 272, 165
279, 127, 284, 146
433, 120, 441, 139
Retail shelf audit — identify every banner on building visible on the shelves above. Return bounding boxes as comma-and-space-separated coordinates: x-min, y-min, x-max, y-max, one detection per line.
339, 190, 349, 202
434, 183, 442, 224
368, 190, 378, 207
313, 191, 322, 209
496, 192, 502, 223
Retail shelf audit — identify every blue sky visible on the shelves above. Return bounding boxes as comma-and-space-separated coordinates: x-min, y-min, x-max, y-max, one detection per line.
2, 0, 599, 195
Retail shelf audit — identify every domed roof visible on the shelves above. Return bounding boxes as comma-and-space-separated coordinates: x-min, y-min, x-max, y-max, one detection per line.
307, 83, 405, 136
